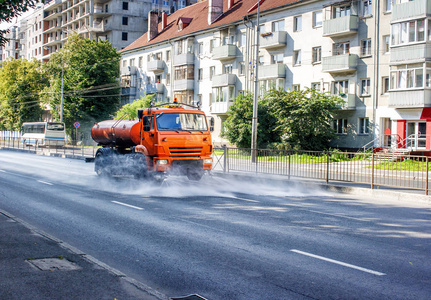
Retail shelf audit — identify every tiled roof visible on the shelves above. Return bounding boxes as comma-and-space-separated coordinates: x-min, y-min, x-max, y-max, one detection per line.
121, 0, 304, 52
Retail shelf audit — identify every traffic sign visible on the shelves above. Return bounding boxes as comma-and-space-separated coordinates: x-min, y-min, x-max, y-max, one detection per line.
74, 122, 80, 128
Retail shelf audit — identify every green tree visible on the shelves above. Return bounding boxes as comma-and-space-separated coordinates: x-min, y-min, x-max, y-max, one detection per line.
114, 95, 153, 120
223, 92, 281, 149
267, 88, 342, 150
0, 58, 48, 130
1, 1, 40, 46
44, 33, 121, 136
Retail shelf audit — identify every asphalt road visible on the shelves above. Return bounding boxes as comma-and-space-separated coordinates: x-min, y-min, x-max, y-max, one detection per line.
0, 150, 430, 300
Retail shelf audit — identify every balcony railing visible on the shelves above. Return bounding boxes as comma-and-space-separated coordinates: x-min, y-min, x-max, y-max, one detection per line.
323, 15, 359, 38
389, 89, 431, 108
258, 64, 286, 79
212, 74, 237, 87
211, 101, 234, 114
146, 83, 164, 94
390, 43, 431, 64
322, 54, 358, 74
147, 60, 165, 73
260, 31, 287, 49
337, 94, 356, 110
173, 79, 194, 91
212, 44, 237, 61
173, 53, 194, 66
121, 66, 137, 75
392, 0, 431, 22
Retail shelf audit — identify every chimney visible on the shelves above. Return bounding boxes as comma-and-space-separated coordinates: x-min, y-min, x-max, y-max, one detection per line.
148, 11, 158, 41
228, 0, 234, 10
161, 12, 167, 31
208, 0, 223, 25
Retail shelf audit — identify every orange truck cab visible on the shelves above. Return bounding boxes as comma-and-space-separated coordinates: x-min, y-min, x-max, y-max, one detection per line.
91, 102, 213, 181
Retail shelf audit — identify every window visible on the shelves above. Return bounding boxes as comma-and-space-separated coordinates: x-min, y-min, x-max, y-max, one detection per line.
383, 35, 390, 53
294, 15, 302, 32
239, 61, 245, 75
333, 42, 350, 55
197, 42, 203, 55
382, 77, 389, 94
361, 39, 372, 56
212, 86, 235, 103
258, 56, 264, 65
223, 64, 233, 74
177, 40, 183, 54
271, 53, 283, 64
333, 80, 349, 95
123, 1, 129, 10
359, 118, 370, 135
138, 56, 143, 68
313, 11, 322, 28
155, 52, 162, 60
166, 50, 170, 62
223, 35, 234, 45
210, 39, 218, 52
122, 32, 128, 41
385, 0, 395, 12
166, 73, 170, 85
272, 20, 285, 32
129, 58, 135, 66
293, 50, 301, 66
333, 119, 348, 134
361, 78, 371, 96
333, 5, 351, 18
239, 32, 246, 47
122, 17, 128, 25
390, 65, 425, 90
198, 68, 203, 81
259, 24, 265, 34
362, 0, 372, 16
312, 46, 321, 64
174, 65, 194, 80
292, 84, 300, 91
311, 82, 321, 91
210, 66, 215, 80
392, 19, 425, 45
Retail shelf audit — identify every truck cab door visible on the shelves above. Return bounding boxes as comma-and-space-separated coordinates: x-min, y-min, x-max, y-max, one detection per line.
141, 116, 156, 156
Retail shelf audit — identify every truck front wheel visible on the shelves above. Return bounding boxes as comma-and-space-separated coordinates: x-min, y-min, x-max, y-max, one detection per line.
186, 168, 204, 181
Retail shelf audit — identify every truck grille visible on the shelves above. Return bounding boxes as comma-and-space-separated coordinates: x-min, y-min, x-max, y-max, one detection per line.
169, 147, 202, 157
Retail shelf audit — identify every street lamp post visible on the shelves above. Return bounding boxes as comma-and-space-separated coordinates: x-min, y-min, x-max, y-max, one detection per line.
60, 57, 64, 123
251, 1, 260, 163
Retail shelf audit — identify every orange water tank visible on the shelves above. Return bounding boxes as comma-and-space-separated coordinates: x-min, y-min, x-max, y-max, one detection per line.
91, 120, 141, 147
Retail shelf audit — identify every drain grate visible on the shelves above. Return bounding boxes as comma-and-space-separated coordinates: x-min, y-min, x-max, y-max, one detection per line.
171, 294, 208, 300
27, 258, 82, 271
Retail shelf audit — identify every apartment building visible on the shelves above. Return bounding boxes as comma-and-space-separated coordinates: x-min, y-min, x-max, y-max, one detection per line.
1, 26, 20, 61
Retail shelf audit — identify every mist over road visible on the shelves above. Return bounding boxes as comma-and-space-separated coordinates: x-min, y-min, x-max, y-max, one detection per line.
0, 150, 430, 300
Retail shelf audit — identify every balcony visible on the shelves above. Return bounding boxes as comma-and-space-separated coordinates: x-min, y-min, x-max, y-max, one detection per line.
323, 15, 359, 38
211, 101, 234, 115
389, 89, 431, 108
121, 66, 137, 75
392, 0, 431, 22
212, 44, 237, 61
122, 87, 136, 97
147, 60, 165, 73
146, 83, 165, 94
260, 31, 287, 49
322, 54, 358, 74
212, 74, 237, 87
173, 79, 194, 91
173, 53, 194, 66
390, 43, 431, 64
337, 94, 356, 110
258, 64, 286, 79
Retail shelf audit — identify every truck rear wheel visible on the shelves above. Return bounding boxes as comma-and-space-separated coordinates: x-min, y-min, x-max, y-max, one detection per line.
132, 153, 148, 179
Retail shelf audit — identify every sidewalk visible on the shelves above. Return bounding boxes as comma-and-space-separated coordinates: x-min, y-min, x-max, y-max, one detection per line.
0, 210, 168, 300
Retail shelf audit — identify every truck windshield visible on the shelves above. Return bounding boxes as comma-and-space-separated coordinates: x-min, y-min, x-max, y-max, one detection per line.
156, 113, 208, 131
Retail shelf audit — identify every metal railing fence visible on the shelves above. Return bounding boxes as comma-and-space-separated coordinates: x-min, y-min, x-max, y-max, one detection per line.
213, 146, 431, 195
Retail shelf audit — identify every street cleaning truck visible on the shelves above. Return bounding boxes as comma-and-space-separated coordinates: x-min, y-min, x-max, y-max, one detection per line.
90, 102, 213, 181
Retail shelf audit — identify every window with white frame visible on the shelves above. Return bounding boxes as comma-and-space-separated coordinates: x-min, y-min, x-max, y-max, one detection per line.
198, 68, 203, 81
312, 46, 321, 63
390, 65, 425, 90
333, 119, 348, 134
259, 24, 265, 34
311, 82, 321, 91
272, 19, 285, 32
362, 0, 372, 16
166, 50, 170, 61
385, 0, 395, 12
129, 58, 135, 66
258, 56, 264, 65
333, 42, 350, 55
223, 35, 234, 45
212, 86, 235, 103
177, 40, 183, 54
271, 53, 284, 64
197, 42, 203, 55
210, 66, 215, 80
391, 19, 425, 45
259, 79, 285, 95
239, 32, 246, 47
294, 15, 302, 32
210, 39, 218, 52
138, 56, 143, 68
361, 78, 371, 96
333, 80, 349, 95
313, 11, 323, 28
155, 52, 162, 60
293, 50, 301, 66
358, 118, 369, 135
361, 39, 372, 56
292, 84, 300, 91
239, 61, 245, 75
333, 4, 351, 18
383, 35, 390, 53
223, 64, 233, 74
382, 76, 389, 94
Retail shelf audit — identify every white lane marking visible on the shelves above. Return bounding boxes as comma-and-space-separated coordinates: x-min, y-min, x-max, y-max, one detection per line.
37, 180, 53, 186
291, 249, 386, 276
111, 201, 144, 210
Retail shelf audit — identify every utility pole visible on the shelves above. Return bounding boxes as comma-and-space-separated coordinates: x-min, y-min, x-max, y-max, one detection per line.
251, 0, 260, 163
60, 58, 64, 123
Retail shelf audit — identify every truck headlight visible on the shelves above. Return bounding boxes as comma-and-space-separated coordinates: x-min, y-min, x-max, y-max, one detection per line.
204, 158, 213, 164
156, 159, 168, 165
